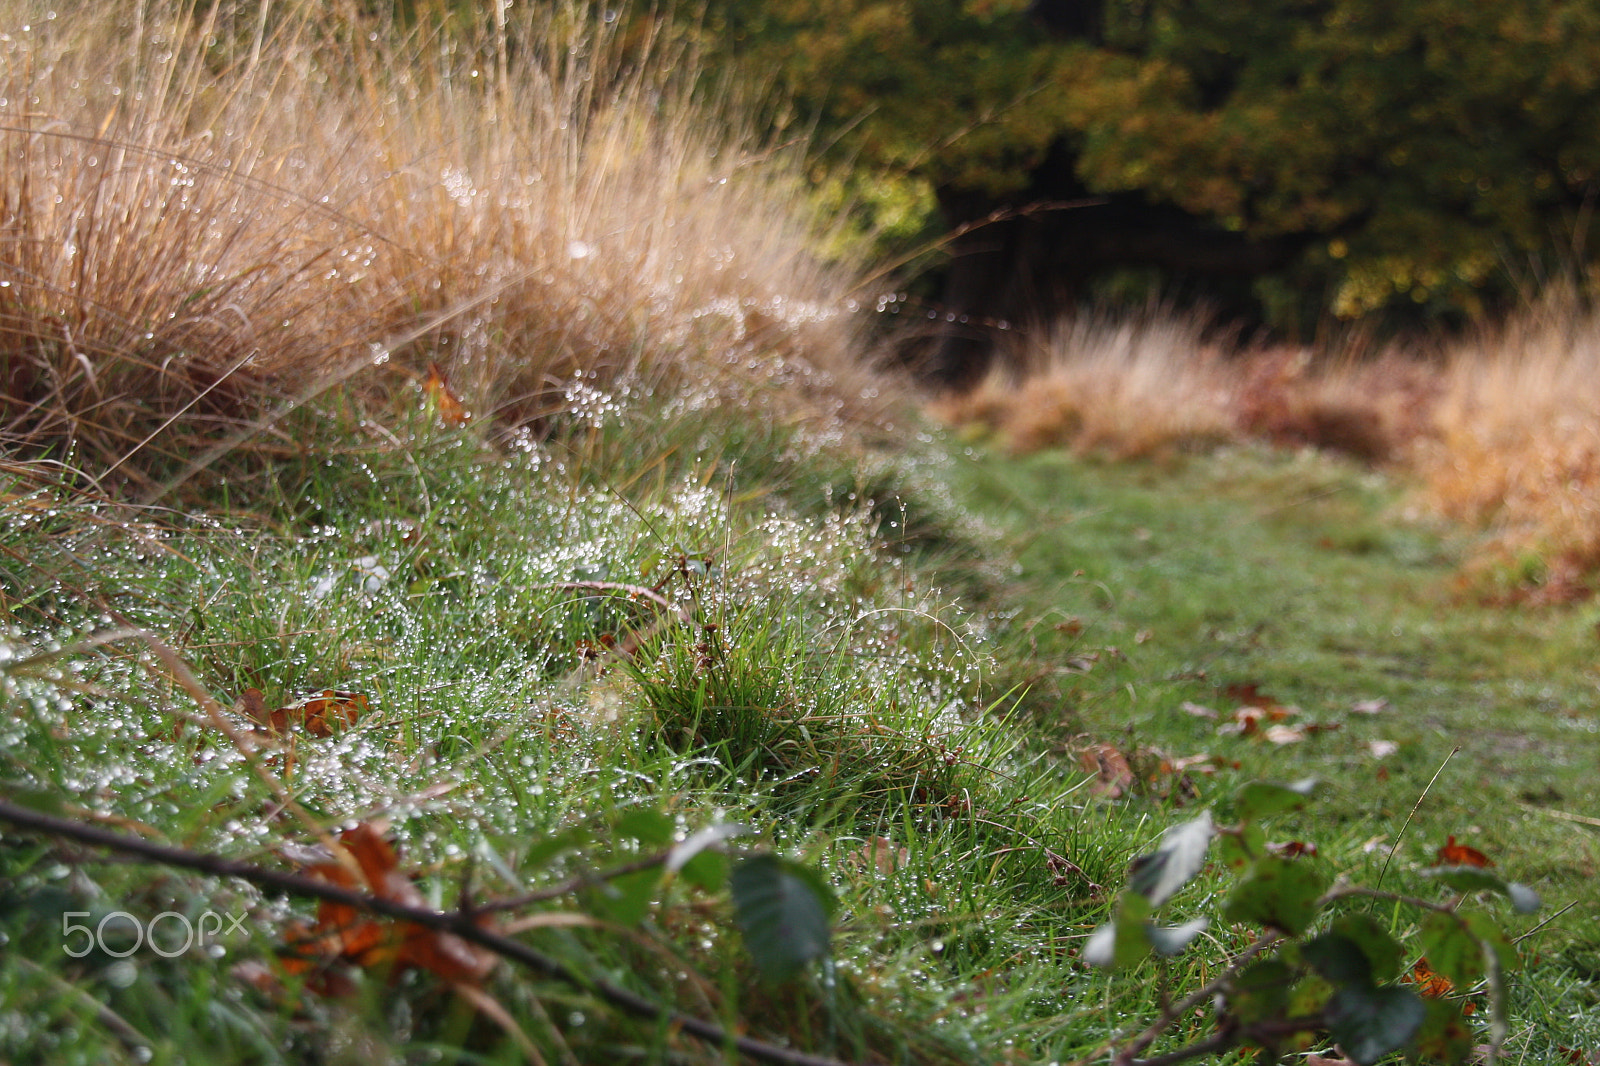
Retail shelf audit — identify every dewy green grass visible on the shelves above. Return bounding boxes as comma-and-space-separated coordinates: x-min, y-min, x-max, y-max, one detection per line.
3, 3, 1598, 1065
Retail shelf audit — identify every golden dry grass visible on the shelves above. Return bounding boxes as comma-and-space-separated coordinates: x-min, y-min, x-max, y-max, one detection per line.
929, 294, 1600, 597
927, 311, 1239, 458
0, 0, 876, 493
1412, 301, 1600, 598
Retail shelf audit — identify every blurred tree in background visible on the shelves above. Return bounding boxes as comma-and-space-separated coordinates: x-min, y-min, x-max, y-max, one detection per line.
684, 0, 1600, 377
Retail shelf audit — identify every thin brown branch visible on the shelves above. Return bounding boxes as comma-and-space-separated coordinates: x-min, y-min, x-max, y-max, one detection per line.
475, 852, 667, 913
0, 799, 855, 1066
1091, 932, 1282, 1066
1128, 1016, 1327, 1066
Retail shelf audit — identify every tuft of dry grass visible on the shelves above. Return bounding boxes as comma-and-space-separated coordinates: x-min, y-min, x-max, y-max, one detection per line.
1412, 300, 1600, 599
1232, 346, 1439, 464
927, 310, 1240, 458
0, 0, 877, 494
928, 292, 1600, 598
929, 306, 1443, 464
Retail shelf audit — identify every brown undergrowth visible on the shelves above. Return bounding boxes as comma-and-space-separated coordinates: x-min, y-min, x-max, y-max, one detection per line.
0, 1, 879, 496
931, 300, 1600, 600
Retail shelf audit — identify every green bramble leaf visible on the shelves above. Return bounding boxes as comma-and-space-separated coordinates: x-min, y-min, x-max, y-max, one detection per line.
584, 866, 659, 925
1302, 932, 1374, 987
1420, 864, 1505, 893
730, 854, 835, 982
1230, 958, 1293, 1024
1406, 997, 1475, 1064
1222, 854, 1329, 935
1329, 913, 1407, 984
1083, 892, 1154, 970
678, 849, 729, 893
1419, 865, 1541, 913
613, 809, 674, 848
1216, 822, 1265, 871
666, 822, 749, 892
1234, 779, 1319, 822
1325, 983, 1427, 1066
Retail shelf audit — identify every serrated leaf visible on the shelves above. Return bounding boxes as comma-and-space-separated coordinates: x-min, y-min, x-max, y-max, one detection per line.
1325, 984, 1427, 1065
1223, 855, 1329, 935
1217, 822, 1265, 871
1127, 810, 1213, 907
1330, 913, 1407, 984
730, 855, 834, 982
1146, 916, 1208, 956
1405, 997, 1474, 1064
1302, 932, 1374, 986
614, 809, 674, 847
584, 866, 658, 925
1230, 958, 1292, 1024
1234, 779, 1318, 822
665, 823, 750, 874
1418, 911, 1483, 987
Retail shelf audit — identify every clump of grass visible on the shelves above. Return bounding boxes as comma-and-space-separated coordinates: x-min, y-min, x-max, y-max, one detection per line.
1412, 298, 1600, 599
1232, 344, 1440, 463
0, 0, 878, 494
928, 309, 1240, 458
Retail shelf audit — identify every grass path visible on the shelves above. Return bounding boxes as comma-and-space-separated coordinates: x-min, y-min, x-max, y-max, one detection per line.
951, 443, 1600, 943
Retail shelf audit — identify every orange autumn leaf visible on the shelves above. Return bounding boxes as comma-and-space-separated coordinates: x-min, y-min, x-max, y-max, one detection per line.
424, 362, 469, 426
1435, 834, 1494, 868
294, 690, 367, 737
1408, 957, 1455, 998
241, 689, 366, 738
281, 822, 495, 990
1079, 743, 1135, 798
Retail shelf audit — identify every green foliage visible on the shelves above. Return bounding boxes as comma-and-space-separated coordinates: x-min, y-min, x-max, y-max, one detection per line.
1086, 778, 1541, 1064
689, 0, 1600, 325
729, 853, 838, 982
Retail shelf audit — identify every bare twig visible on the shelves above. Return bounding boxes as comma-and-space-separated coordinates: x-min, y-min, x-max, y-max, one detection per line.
474, 852, 668, 913
1128, 1015, 1327, 1066
0, 799, 854, 1066
1065, 932, 1281, 1066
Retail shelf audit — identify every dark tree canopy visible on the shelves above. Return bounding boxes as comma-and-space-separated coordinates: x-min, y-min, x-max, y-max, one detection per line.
687, 0, 1600, 377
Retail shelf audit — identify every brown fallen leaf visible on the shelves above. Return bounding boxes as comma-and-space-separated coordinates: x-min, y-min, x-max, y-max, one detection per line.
282, 822, 495, 990
243, 689, 367, 738
849, 835, 908, 877
1264, 724, 1307, 745
1267, 840, 1319, 858
1435, 834, 1494, 868
424, 363, 469, 426
1079, 743, 1135, 798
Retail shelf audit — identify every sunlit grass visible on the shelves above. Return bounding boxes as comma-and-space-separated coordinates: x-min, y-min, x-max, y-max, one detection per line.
0, 0, 879, 494
929, 296, 1600, 599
